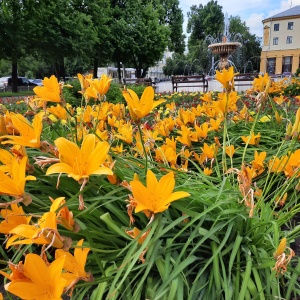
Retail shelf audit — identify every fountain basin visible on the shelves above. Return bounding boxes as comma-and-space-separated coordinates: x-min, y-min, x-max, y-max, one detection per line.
208, 42, 242, 55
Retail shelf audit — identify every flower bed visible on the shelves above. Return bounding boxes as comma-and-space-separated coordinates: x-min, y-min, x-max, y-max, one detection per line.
0, 70, 300, 299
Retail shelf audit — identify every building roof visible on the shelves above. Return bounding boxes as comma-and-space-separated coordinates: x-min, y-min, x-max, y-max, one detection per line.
269, 5, 300, 19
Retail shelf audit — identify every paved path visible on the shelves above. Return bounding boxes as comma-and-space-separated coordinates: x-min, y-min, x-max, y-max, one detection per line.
155, 80, 251, 94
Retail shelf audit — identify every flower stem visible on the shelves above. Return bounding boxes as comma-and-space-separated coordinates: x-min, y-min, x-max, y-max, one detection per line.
222, 92, 229, 173
137, 124, 148, 175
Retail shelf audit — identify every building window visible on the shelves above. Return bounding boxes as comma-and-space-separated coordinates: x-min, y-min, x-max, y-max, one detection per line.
267, 58, 276, 74
282, 56, 292, 73
273, 37, 278, 45
288, 22, 294, 30
286, 36, 293, 44
274, 23, 279, 31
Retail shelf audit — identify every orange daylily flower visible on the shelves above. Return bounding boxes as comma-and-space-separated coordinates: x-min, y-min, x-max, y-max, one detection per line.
241, 132, 261, 145
0, 261, 28, 282
268, 155, 289, 174
114, 123, 133, 144
251, 151, 267, 177
33, 75, 62, 103
126, 227, 150, 263
203, 167, 213, 176
77, 73, 92, 93
84, 86, 98, 102
200, 143, 218, 160
0, 113, 43, 148
46, 134, 112, 182
290, 108, 300, 138
55, 239, 93, 295
6, 211, 67, 250
194, 122, 209, 140
283, 149, 300, 178
130, 169, 190, 215
225, 145, 236, 158
3, 253, 66, 300
253, 73, 271, 93
122, 86, 166, 123
155, 144, 178, 166
0, 156, 36, 201
176, 125, 192, 147
126, 227, 149, 245
208, 118, 223, 131
47, 104, 67, 120
166, 101, 176, 112
215, 66, 237, 91
273, 95, 285, 105
0, 203, 31, 234
0, 148, 16, 173
50, 197, 78, 232
178, 107, 196, 124
88, 74, 112, 98
211, 91, 239, 115
46, 134, 113, 209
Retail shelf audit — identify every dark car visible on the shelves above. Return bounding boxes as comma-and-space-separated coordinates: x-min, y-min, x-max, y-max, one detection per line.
8, 77, 38, 86
29, 79, 43, 86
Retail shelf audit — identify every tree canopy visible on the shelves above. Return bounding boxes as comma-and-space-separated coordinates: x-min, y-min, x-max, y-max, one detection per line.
0, 0, 185, 84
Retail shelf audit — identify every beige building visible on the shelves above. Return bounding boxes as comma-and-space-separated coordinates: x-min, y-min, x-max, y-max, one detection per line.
260, 5, 300, 75
148, 49, 173, 81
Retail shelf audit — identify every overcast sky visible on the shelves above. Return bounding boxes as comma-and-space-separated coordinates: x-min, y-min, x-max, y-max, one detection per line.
179, 0, 300, 37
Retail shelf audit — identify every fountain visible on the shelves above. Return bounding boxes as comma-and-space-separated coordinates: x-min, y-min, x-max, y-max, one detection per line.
207, 13, 241, 70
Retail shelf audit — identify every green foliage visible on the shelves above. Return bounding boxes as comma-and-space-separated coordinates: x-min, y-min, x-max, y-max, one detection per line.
229, 16, 262, 73
110, 0, 170, 78
106, 83, 147, 104
159, 0, 186, 54
283, 78, 300, 97
187, 0, 224, 46
62, 79, 82, 106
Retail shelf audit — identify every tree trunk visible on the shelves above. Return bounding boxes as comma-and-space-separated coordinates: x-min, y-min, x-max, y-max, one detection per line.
54, 58, 65, 81
117, 61, 122, 84
141, 67, 148, 78
11, 60, 18, 93
93, 58, 98, 78
136, 67, 142, 78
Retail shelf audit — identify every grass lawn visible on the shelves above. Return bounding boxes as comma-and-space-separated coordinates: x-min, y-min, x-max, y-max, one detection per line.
0, 90, 35, 98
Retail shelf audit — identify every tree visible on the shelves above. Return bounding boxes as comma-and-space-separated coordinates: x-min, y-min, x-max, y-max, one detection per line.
187, 0, 224, 50
163, 53, 188, 76
229, 16, 262, 73
0, 0, 36, 92
73, 0, 112, 78
187, 39, 210, 75
0, 0, 104, 87
31, 0, 99, 80
159, 0, 185, 54
110, 0, 170, 79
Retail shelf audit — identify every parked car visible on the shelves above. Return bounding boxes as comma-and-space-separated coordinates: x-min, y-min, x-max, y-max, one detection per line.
29, 79, 43, 86
8, 77, 38, 87
0, 76, 10, 88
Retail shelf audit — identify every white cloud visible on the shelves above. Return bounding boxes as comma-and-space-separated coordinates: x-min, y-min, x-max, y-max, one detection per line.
245, 13, 265, 37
